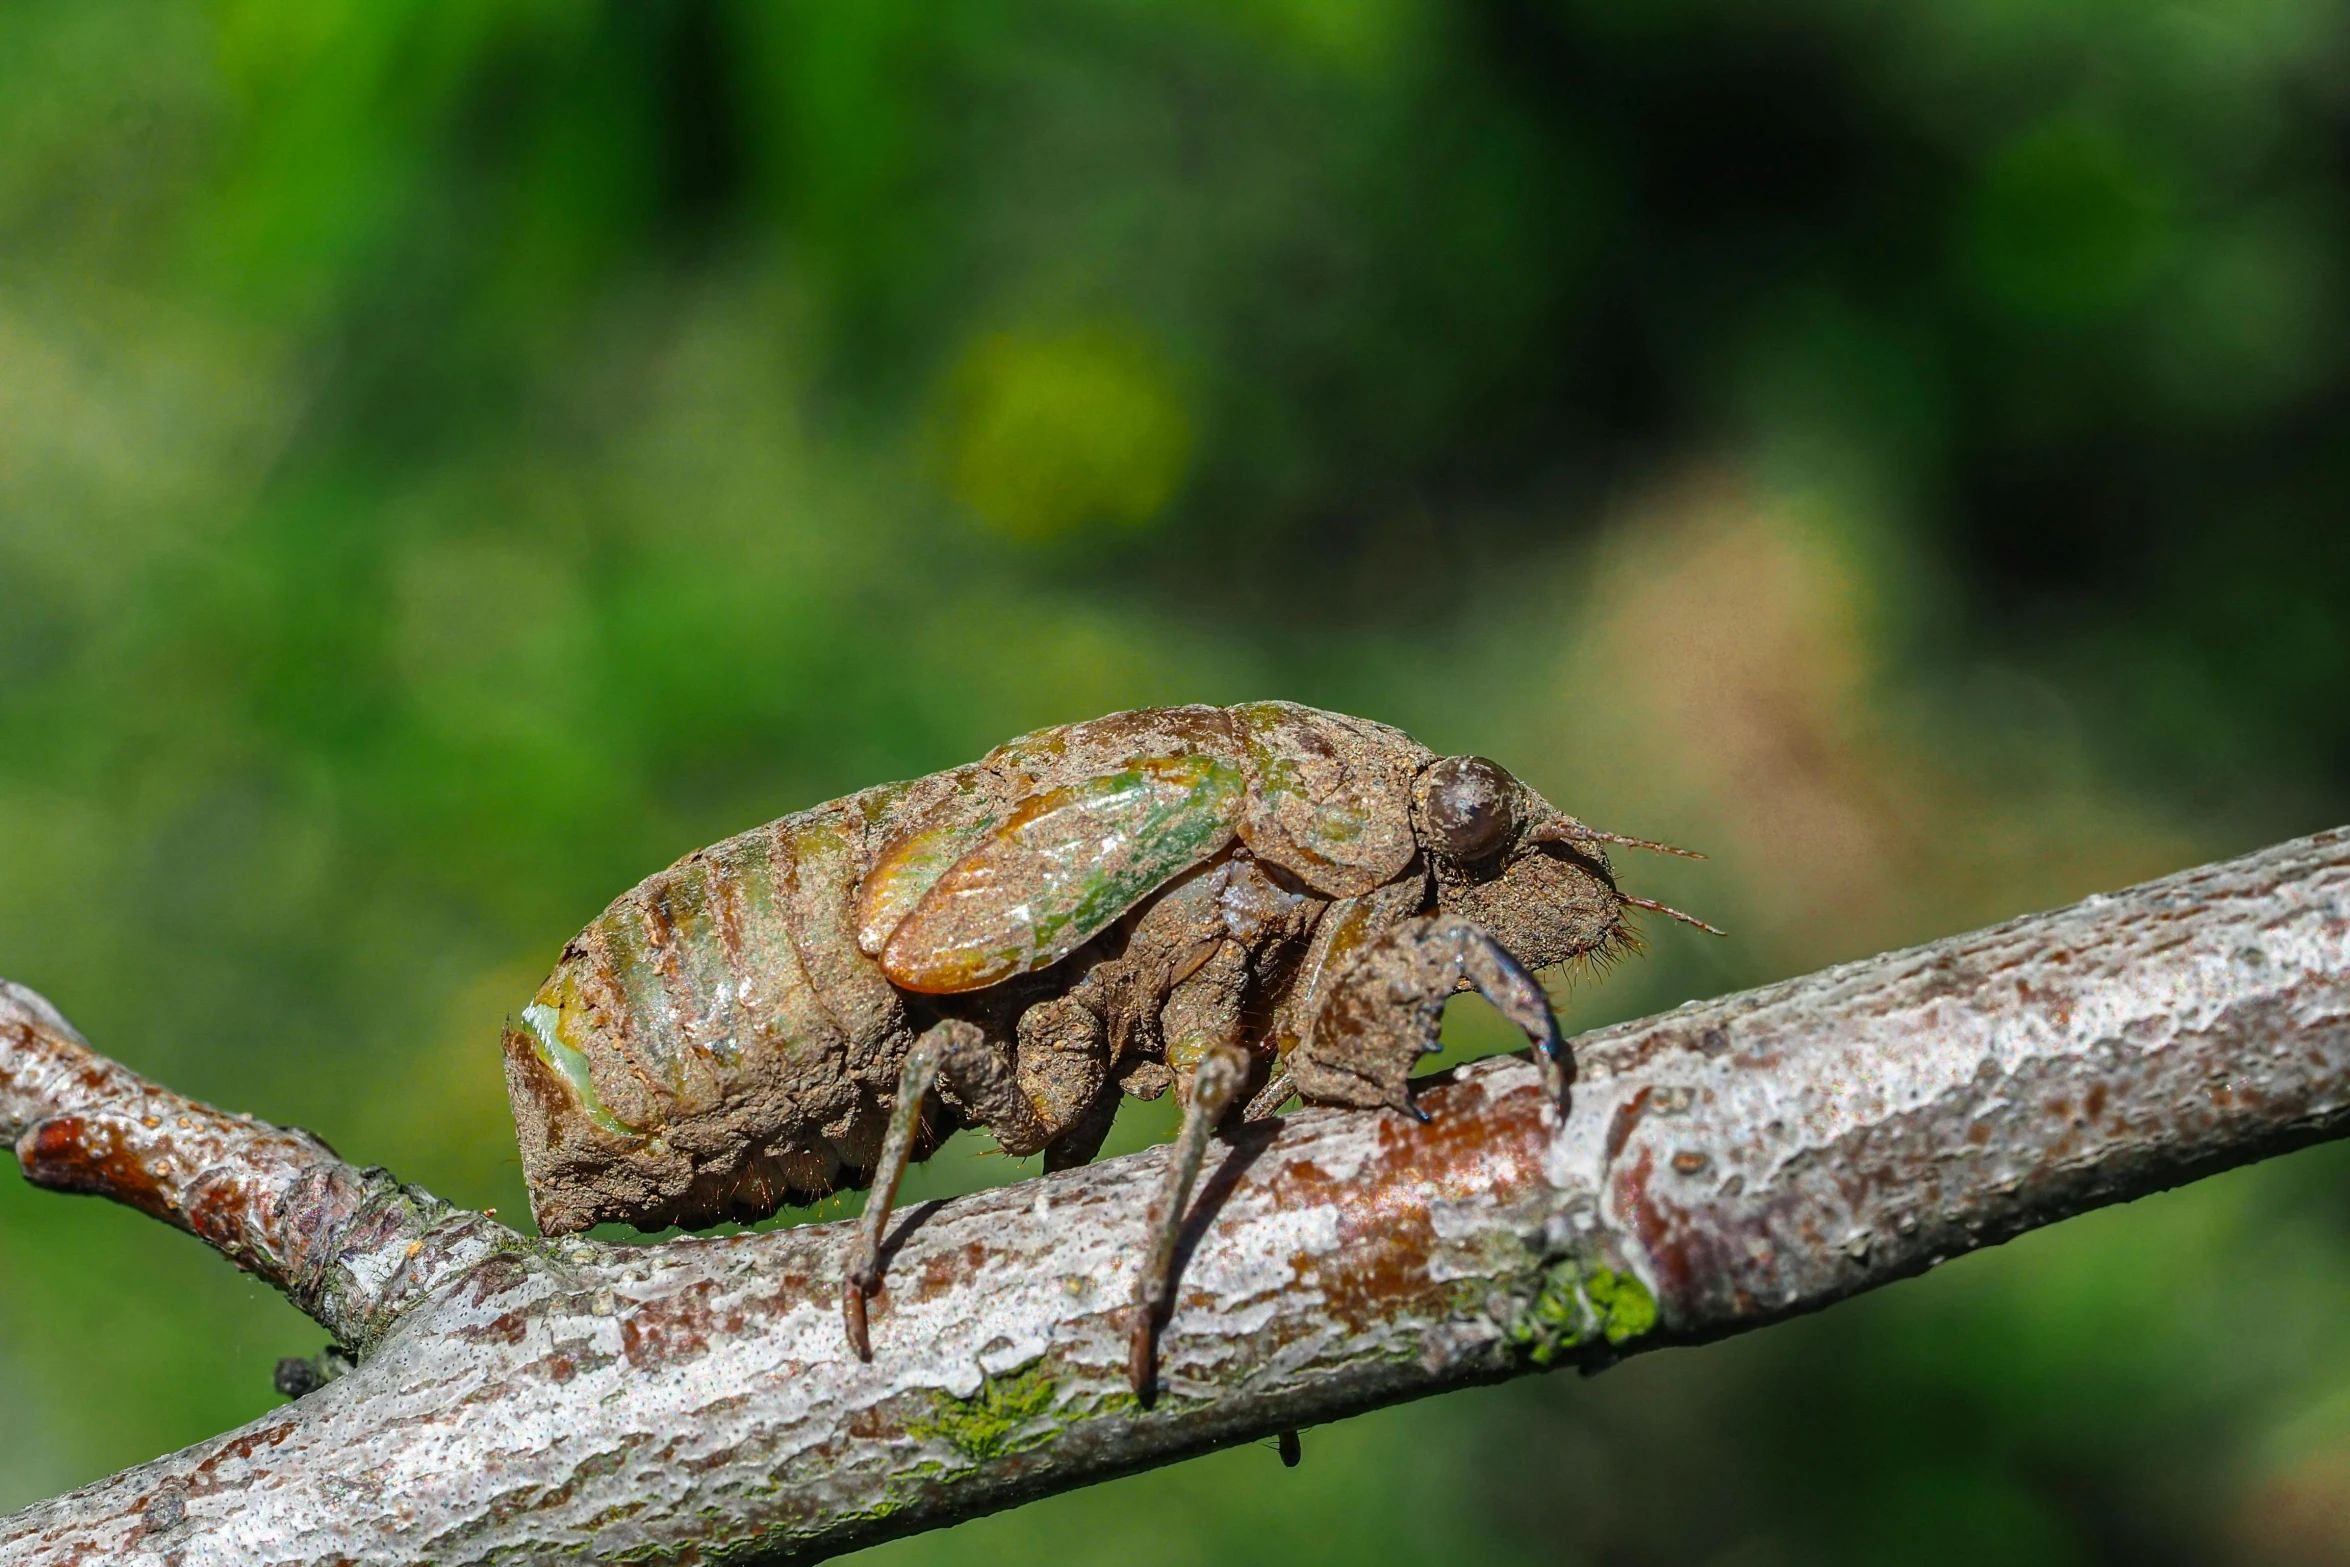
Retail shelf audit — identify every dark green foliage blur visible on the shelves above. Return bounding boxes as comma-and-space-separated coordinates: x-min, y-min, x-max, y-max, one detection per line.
6, 1, 2350, 1560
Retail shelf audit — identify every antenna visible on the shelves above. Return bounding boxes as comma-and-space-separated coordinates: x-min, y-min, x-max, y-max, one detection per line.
1576, 828, 1706, 860
1529, 820, 1707, 860
1620, 894, 1727, 937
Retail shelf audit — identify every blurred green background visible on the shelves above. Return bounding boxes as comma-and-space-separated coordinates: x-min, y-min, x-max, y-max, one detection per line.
7, 0, 2350, 1560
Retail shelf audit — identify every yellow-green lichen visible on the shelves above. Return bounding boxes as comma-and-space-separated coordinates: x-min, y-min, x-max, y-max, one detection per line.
908, 1365, 1061, 1464
1584, 1265, 1658, 1343
1507, 1259, 1659, 1365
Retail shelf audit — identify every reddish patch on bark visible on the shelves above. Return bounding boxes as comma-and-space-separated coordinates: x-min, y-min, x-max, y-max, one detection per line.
1616, 1142, 1725, 1321
1604, 1087, 1654, 1166
1, 1021, 129, 1113
618, 1278, 767, 1371
1262, 1073, 1551, 1334
14, 1068, 340, 1299
193, 1420, 297, 1480
18, 1115, 166, 1209
915, 1241, 994, 1303
2016, 979, 2076, 1031
1580, 1022, 1722, 1080
465, 1312, 530, 1347
461, 1253, 536, 1308
622, 1311, 708, 1369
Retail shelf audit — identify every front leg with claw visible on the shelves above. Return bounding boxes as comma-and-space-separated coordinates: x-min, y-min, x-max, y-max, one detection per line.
1290, 913, 1571, 1117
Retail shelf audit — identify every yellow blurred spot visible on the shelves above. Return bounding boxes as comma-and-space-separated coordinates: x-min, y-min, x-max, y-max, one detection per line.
939, 325, 1191, 544
2235, 1448, 2350, 1566
1207, 0, 1425, 74
1535, 471, 2197, 970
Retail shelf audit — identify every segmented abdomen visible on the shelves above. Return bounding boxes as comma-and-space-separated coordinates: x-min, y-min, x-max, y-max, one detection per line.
506, 800, 913, 1234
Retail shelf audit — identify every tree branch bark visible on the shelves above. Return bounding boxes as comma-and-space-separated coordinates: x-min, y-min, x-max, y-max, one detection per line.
5, 828, 2349, 1565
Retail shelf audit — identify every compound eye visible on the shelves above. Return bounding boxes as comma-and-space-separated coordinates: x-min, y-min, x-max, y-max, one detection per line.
1418, 755, 1518, 861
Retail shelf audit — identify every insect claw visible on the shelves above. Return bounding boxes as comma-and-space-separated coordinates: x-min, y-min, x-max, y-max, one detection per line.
1620, 894, 1727, 937
1129, 1312, 1158, 1407
843, 1277, 873, 1362
1537, 1054, 1571, 1107
1534, 1035, 1574, 1107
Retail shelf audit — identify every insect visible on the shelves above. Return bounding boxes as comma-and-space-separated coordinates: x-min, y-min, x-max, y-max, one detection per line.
502, 703, 1714, 1396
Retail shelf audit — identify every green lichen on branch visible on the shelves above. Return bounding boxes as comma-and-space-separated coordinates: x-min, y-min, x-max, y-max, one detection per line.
908, 1364, 1062, 1464
1508, 1258, 1658, 1365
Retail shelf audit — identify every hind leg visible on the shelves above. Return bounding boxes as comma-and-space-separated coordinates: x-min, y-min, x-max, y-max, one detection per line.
1289, 914, 1569, 1115
844, 1020, 981, 1358
842, 1002, 1110, 1358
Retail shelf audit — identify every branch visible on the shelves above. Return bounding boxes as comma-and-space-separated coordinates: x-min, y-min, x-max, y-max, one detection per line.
0, 984, 515, 1357
5, 829, 2349, 1565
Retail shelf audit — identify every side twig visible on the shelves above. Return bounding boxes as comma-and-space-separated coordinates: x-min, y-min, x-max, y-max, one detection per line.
3, 829, 2348, 1566
0, 982, 515, 1355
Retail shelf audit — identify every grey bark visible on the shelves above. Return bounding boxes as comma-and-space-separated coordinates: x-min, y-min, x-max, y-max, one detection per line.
4, 827, 2348, 1565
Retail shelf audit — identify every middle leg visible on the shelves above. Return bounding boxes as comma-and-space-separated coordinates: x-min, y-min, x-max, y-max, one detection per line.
843, 1000, 1112, 1359
843, 1018, 985, 1359
1127, 1033, 1250, 1403
1127, 937, 1258, 1402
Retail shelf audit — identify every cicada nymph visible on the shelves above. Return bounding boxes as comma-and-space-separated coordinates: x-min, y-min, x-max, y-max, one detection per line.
503, 702, 1714, 1395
